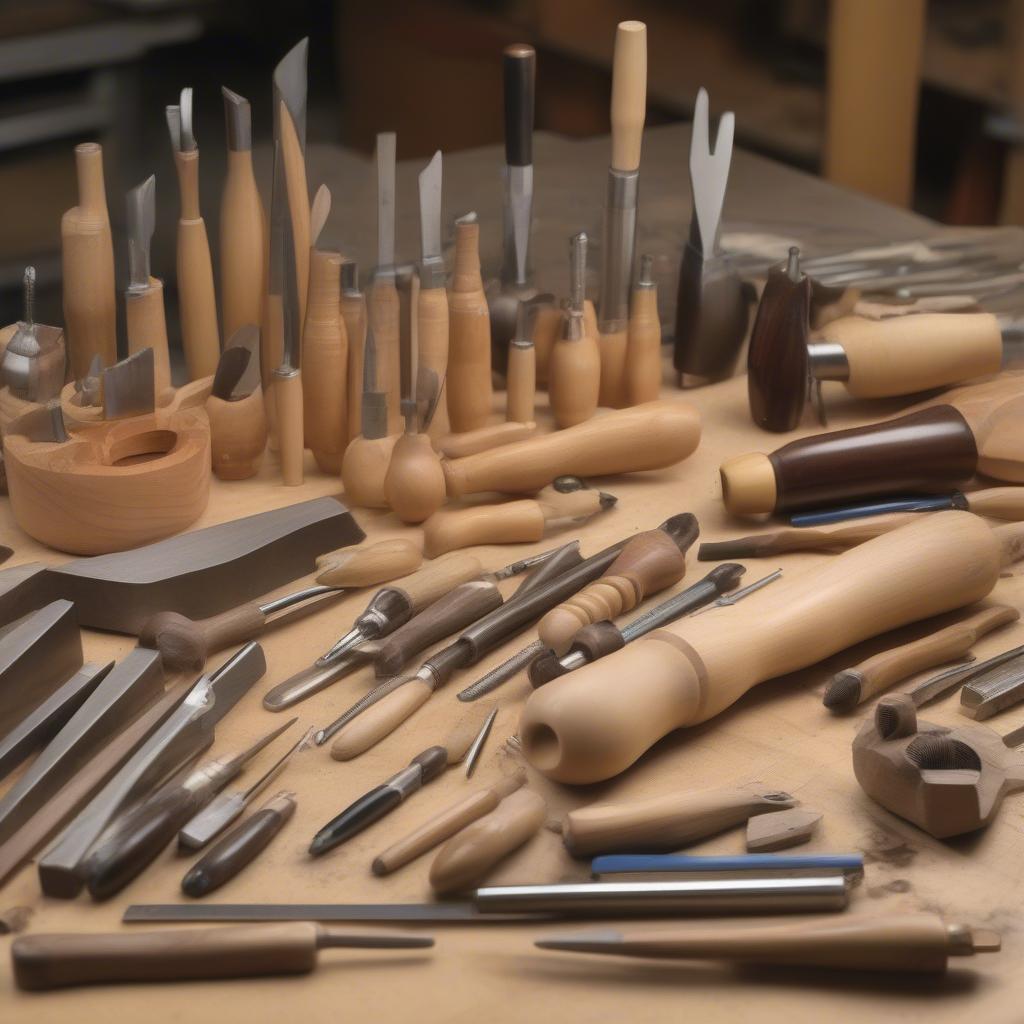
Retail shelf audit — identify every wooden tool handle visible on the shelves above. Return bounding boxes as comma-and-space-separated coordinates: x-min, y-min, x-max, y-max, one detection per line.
417, 285, 450, 440
521, 511, 1011, 783
385, 432, 447, 524
315, 538, 423, 587
444, 400, 701, 497
532, 304, 561, 387
176, 216, 221, 381
598, 327, 629, 410
720, 406, 978, 516
422, 501, 546, 558
429, 788, 546, 894
278, 102, 310, 326
967, 487, 1024, 519
610, 21, 647, 172
343, 290, 367, 443
274, 368, 304, 486
13, 923, 319, 988
549, 318, 601, 428
538, 529, 687, 653
563, 788, 792, 857
220, 148, 267, 339
393, 551, 484, 610
374, 580, 503, 677
827, 313, 1003, 398
506, 344, 536, 424
330, 679, 433, 761
851, 604, 1019, 700
74, 141, 108, 215
439, 422, 538, 459
447, 219, 492, 432
341, 433, 399, 508
139, 603, 267, 671
370, 277, 402, 434
125, 281, 172, 393
207, 388, 268, 480
626, 281, 662, 405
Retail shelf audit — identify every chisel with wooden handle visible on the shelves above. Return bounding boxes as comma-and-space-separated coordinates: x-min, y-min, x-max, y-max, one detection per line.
625, 254, 661, 405
342, 261, 367, 443
372, 131, 402, 434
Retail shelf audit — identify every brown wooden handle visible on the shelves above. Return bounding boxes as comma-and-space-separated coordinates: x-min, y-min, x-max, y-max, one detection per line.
418, 285, 450, 440
443, 400, 701, 497
206, 389, 267, 481
315, 538, 423, 587
423, 501, 545, 557
439, 421, 538, 459
625, 283, 662, 405
274, 368, 305, 486
125, 281, 172, 393
13, 923, 319, 988
330, 679, 433, 761
370, 278, 402, 434
139, 604, 267, 671
384, 433, 447, 524
374, 580, 503, 677
394, 551, 484, 610
610, 21, 647, 173
429, 788, 546, 894
447, 218, 492, 432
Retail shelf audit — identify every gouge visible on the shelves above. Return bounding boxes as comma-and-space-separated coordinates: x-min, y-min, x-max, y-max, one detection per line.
61, 142, 116, 379
371, 131, 402, 433
12, 924, 433, 989
168, 88, 220, 380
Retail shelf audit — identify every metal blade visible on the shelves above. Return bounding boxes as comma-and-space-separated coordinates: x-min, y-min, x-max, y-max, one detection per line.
418, 150, 442, 264
222, 86, 251, 152
689, 87, 734, 256
126, 175, 155, 292
273, 38, 308, 149
280, 161, 301, 370
101, 349, 155, 420
211, 346, 251, 401
165, 104, 181, 153
179, 87, 196, 151
224, 324, 262, 397
376, 132, 397, 269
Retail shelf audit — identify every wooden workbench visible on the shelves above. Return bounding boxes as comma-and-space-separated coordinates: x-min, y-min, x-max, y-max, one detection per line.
3, 125, 1022, 1022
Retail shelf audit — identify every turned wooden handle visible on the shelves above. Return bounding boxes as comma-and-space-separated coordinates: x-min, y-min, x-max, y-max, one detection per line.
429, 788, 546, 894
315, 538, 423, 587
826, 313, 1003, 398
550, 313, 601, 428
444, 400, 701, 497
563, 789, 794, 857
330, 679, 432, 760
374, 580, 503, 677
598, 327, 629, 410
220, 148, 267, 340
626, 283, 661, 405
207, 389, 267, 480
439, 422, 538, 459
13, 923, 320, 988
520, 511, 1011, 783
423, 501, 546, 557
387, 551, 483, 611
532, 305, 561, 387
610, 21, 647, 173
384, 432, 447, 524
278, 102, 310, 326
341, 434, 399, 508
538, 529, 687, 653
847, 604, 1019, 700
418, 285, 450, 440
370, 278, 402, 434
968, 487, 1024, 519
342, 290, 367, 443
506, 343, 536, 423
139, 604, 267, 670
125, 282, 171, 393
274, 368, 305, 486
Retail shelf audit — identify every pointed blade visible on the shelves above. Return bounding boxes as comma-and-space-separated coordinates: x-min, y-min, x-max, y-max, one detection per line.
418, 150, 442, 264
224, 324, 263, 396
101, 349, 155, 420
165, 104, 181, 152
179, 87, 196, 151
222, 86, 251, 152
126, 176, 155, 292
376, 132, 397, 269
273, 38, 308, 149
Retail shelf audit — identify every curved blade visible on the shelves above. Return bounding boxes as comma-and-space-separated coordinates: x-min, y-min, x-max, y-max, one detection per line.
418, 150, 442, 264
126, 176, 155, 292
273, 38, 308, 149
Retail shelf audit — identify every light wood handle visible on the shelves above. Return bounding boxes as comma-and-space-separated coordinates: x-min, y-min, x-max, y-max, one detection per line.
966, 486, 1024, 519
825, 313, 1002, 398
394, 551, 484, 609
342, 291, 367, 443
13, 923, 319, 988
206, 388, 267, 480
176, 217, 221, 381
598, 326, 629, 409
532, 305, 561, 387
447, 219, 493, 432
439, 422, 538, 459
564, 788, 794, 857
610, 21, 647, 172
278, 102, 310, 327
220, 149, 267, 339
422, 501, 546, 557
385, 432, 447, 524
429, 788, 545, 894
849, 604, 1019, 701
418, 285, 450, 440
626, 283, 662, 405
549, 312, 601, 428
507, 343, 536, 423
370, 278, 402, 434
125, 281, 171, 393
444, 400, 701, 496
315, 538, 424, 587
538, 529, 687, 653
261, 291, 283, 446
341, 433, 399, 508
274, 368, 304, 486
330, 679, 432, 760
521, 511, 1011, 783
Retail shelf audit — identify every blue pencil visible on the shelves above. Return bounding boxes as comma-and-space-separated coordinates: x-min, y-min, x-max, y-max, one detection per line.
591, 853, 864, 875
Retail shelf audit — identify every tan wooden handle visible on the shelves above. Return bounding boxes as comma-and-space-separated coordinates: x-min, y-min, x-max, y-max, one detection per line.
315, 538, 424, 587
330, 679, 432, 760
610, 21, 647, 172
429, 788, 546, 894
422, 501, 545, 558
439, 421, 538, 459
220, 148, 267, 339
532, 305, 561, 387
506, 343, 536, 424
279, 102, 310, 327
968, 486, 1024, 519
274, 368, 304, 486
139, 603, 267, 671
550, 317, 601, 428
370, 278, 402, 434
206, 389, 267, 481
851, 604, 1019, 700
176, 216, 221, 381
417, 285, 450, 440
825, 313, 1002, 398
563, 788, 793, 857
342, 291, 367, 443
598, 326, 629, 410
12, 923, 319, 989
125, 281, 171, 393
385, 432, 447, 524
626, 284, 662, 405
394, 551, 484, 609
520, 511, 1011, 784
341, 434, 398, 508
443, 400, 701, 497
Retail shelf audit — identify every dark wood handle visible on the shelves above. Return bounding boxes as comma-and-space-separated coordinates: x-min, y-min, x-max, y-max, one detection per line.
503, 44, 535, 166
140, 604, 267, 671
374, 581, 503, 678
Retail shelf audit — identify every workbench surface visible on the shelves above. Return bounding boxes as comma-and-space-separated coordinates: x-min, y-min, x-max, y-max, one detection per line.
3, 125, 1022, 1023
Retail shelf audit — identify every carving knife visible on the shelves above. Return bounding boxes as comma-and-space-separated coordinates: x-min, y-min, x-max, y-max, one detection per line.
100, 348, 155, 420
416, 149, 449, 438
372, 131, 401, 432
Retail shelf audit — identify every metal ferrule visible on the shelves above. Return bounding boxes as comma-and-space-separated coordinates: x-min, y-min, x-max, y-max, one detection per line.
502, 164, 534, 286
807, 341, 850, 382
361, 392, 389, 441
419, 254, 446, 291
385, 763, 424, 799
561, 309, 584, 342
598, 169, 639, 330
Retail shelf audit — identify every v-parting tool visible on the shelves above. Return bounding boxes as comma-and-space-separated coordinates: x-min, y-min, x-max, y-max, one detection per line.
672, 87, 747, 387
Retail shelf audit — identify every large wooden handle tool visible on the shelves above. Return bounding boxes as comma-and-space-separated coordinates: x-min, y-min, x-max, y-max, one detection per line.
625, 254, 661, 405
383, 552, 486, 611
439, 422, 538, 459
315, 538, 423, 586
443, 400, 701, 497
520, 512, 1024, 783
538, 528, 687, 653
563, 788, 794, 857
331, 681, 434, 760
371, 276, 402, 434
824, 603, 1019, 712
342, 266, 367, 444
173, 149, 220, 381
207, 387, 267, 480
61, 143, 117, 378
274, 366, 304, 485
278, 103, 310, 327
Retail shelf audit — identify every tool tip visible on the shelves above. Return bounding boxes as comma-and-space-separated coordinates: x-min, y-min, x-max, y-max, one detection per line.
598, 492, 618, 510
536, 929, 623, 953
822, 670, 863, 713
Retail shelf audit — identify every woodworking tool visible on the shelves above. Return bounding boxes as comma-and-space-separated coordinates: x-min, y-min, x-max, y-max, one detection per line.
624, 253, 661, 405
684, 567, 780, 616
371, 131, 401, 432
960, 648, 1024, 720
1, 266, 65, 403
463, 705, 497, 778
342, 261, 367, 442
591, 853, 864, 877
506, 295, 553, 425
100, 347, 155, 419
124, 903, 547, 924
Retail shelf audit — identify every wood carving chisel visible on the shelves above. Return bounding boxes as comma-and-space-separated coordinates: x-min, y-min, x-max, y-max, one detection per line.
371, 131, 401, 433
343, 261, 367, 443
12, 924, 433, 989
904, 644, 1024, 707
309, 711, 491, 856
83, 718, 297, 900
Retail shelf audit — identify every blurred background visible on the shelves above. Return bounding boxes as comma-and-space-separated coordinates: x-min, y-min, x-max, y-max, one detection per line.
2, 0, 1021, 326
